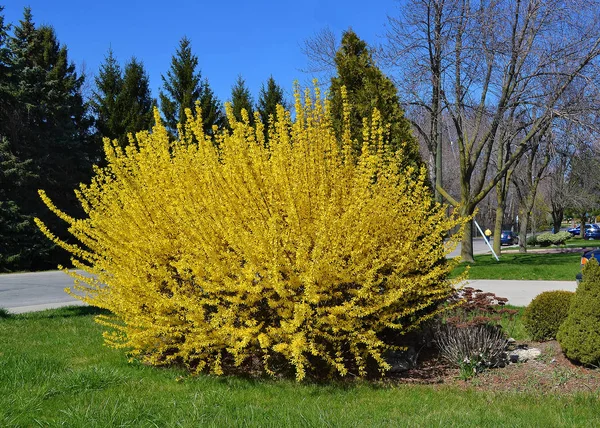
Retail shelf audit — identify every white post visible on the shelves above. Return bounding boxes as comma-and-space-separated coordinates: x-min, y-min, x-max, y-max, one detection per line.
473, 219, 500, 261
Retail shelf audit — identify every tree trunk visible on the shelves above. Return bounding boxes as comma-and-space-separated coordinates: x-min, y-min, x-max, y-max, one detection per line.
460, 204, 476, 262
551, 209, 563, 234
579, 215, 586, 239
493, 202, 504, 255
518, 208, 529, 253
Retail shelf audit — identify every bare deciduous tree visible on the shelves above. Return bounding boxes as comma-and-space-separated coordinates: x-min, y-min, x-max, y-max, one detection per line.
385, 0, 600, 261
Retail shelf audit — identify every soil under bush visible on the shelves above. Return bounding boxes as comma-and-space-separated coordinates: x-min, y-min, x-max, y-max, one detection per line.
386, 340, 600, 394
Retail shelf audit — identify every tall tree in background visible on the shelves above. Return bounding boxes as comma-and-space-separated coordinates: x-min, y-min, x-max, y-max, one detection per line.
329, 30, 422, 168
91, 52, 154, 146
257, 75, 287, 141
228, 75, 254, 126
0, 7, 94, 271
160, 36, 223, 135
160, 36, 202, 133
197, 79, 225, 135
117, 57, 154, 139
90, 48, 123, 141
385, 0, 600, 261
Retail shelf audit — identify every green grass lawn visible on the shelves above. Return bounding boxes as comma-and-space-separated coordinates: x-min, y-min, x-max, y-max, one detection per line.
2, 307, 600, 427
450, 252, 583, 280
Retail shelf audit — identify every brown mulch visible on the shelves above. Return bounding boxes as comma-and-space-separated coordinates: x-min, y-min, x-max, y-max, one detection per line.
387, 341, 600, 394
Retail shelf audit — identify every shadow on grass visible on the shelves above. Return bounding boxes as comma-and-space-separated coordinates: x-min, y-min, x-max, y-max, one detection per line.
13, 305, 112, 320
461, 252, 580, 267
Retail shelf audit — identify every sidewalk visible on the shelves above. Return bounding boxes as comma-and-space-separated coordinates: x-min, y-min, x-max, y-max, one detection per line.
464, 279, 577, 306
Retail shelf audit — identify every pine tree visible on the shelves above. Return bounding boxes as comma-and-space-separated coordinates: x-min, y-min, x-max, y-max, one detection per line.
91, 48, 124, 141
228, 75, 254, 126
159, 36, 202, 133
330, 30, 422, 168
256, 76, 287, 141
117, 57, 154, 139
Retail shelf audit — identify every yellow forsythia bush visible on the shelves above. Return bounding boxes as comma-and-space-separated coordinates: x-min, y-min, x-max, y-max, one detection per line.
36, 86, 465, 380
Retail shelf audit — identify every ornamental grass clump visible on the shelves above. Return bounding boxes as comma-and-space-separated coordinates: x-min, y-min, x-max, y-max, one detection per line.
36, 85, 466, 381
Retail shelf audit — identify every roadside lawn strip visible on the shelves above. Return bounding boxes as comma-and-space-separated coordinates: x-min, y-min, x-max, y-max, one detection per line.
1, 307, 599, 427
449, 248, 594, 281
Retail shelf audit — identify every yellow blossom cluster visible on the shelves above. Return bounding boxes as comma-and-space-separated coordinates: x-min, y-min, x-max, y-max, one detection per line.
36, 85, 466, 380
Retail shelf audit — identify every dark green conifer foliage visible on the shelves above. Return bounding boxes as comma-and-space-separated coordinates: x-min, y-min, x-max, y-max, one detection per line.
160, 36, 202, 133
91, 52, 154, 146
257, 76, 287, 142
118, 57, 154, 139
0, 7, 94, 271
198, 78, 225, 135
557, 259, 600, 366
91, 48, 124, 141
160, 37, 224, 136
330, 30, 422, 168
229, 75, 254, 126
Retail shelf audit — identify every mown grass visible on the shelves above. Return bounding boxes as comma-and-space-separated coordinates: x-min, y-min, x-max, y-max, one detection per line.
450, 252, 582, 280
2, 307, 599, 426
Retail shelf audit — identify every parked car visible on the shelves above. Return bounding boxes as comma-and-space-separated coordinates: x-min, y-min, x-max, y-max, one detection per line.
584, 224, 600, 240
500, 230, 516, 246
576, 249, 600, 282
568, 224, 594, 236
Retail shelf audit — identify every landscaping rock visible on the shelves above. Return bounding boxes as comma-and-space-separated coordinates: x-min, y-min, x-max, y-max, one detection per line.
508, 347, 541, 363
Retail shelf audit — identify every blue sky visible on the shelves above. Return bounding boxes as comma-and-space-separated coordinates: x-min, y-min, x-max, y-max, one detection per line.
3, 1, 399, 104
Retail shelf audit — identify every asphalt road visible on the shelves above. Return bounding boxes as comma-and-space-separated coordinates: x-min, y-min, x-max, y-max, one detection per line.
446, 236, 497, 259
1, 269, 578, 313
0, 270, 86, 314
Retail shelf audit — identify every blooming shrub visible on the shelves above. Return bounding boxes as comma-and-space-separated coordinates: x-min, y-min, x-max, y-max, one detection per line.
36, 86, 466, 380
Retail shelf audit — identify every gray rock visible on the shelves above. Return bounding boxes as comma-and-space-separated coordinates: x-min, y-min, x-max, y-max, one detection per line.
508, 347, 541, 363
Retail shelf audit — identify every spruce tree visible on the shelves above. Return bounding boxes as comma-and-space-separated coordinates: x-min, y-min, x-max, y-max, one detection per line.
257, 76, 287, 141
91, 48, 123, 142
159, 36, 202, 134
1, 7, 94, 270
198, 78, 225, 135
117, 57, 154, 139
228, 75, 254, 126
330, 30, 422, 168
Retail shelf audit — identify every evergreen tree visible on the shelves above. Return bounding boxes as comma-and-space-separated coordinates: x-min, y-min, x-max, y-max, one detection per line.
330, 30, 422, 168
0, 137, 41, 271
228, 75, 254, 126
257, 76, 287, 141
91, 52, 154, 146
117, 57, 154, 140
198, 78, 225, 135
0, 5, 12, 113
91, 48, 123, 141
160, 36, 202, 133
0, 7, 94, 271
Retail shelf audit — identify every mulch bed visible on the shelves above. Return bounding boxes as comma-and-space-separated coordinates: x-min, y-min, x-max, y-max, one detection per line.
388, 341, 600, 394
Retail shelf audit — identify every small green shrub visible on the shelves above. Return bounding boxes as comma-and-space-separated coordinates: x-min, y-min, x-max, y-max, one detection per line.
536, 233, 553, 247
535, 232, 571, 247
557, 259, 600, 366
526, 235, 537, 246
550, 231, 571, 245
522, 291, 574, 341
